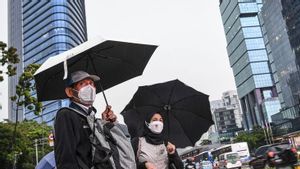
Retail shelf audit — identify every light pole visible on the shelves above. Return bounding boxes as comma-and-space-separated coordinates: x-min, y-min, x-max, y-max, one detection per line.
34, 137, 50, 166
35, 139, 38, 166
12, 151, 22, 169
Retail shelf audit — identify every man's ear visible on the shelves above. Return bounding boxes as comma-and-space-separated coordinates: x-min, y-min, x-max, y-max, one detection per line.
65, 87, 73, 97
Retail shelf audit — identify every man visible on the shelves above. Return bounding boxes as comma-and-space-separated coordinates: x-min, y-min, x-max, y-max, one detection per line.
54, 70, 117, 169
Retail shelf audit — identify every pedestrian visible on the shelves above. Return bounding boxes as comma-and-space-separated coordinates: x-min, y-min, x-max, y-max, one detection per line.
54, 70, 118, 169
185, 157, 196, 169
131, 112, 183, 169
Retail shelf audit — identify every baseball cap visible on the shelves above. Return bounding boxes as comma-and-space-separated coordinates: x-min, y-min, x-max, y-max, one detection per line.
66, 70, 100, 86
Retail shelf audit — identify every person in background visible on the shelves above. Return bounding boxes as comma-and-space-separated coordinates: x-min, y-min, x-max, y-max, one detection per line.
131, 112, 183, 169
185, 157, 196, 169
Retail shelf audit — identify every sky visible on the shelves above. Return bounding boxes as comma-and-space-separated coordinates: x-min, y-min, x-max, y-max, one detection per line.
0, 0, 236, 122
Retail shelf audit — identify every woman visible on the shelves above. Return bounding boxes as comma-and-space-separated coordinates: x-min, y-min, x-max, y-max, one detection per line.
131, 112, 184, 169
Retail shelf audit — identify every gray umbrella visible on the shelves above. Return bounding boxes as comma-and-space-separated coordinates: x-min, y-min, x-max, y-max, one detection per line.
35, 151, 55, 169
34, 38, 157, 103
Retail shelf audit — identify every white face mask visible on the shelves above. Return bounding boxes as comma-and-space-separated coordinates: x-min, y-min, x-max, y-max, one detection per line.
147, 121, 164, 134
73, 84, 96, 105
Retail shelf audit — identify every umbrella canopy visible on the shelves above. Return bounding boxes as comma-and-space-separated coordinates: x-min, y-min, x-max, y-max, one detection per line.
35, 151, 55, 169
121, 79, 214, 148
34, 37, 157, 102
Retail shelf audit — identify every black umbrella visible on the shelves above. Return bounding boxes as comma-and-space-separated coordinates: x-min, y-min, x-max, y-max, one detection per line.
121, 79, 214, 148
34, 38, 157, 102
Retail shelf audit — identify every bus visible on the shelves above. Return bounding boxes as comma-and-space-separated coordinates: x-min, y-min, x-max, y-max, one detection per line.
180, 147, 202, 160
180, 144, 220, 161
194, 151, 213, 162
211, 142, 250, 162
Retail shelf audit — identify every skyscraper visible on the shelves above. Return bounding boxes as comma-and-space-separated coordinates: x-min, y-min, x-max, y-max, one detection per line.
219, 0, 281, 130
8, 0, 23, 122
261, 0, 300, 122
8, 0, 87, 125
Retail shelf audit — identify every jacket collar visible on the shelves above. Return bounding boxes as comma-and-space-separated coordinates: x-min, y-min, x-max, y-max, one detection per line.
70, 102, 97, 115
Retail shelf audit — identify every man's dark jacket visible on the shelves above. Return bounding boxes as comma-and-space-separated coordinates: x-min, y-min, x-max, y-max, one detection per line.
54, 102, 93, 169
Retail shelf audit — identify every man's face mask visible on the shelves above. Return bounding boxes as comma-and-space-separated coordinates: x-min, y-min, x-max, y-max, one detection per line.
146, 121, 164, 134
72, 84, 96, 105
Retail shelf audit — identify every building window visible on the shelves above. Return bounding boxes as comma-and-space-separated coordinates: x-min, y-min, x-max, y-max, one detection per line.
254, 74, 273, 88
245, 38, 265, 50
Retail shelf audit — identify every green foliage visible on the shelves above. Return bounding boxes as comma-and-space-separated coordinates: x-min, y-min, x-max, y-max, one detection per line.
200, 139, 212, 146
10, 64, 42, 115
0, 41, 20, 81
0, 121, 53, 169
234, 126, 266, 152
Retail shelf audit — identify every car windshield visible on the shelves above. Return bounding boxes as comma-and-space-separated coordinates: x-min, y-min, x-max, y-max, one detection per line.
269, 144, 290, 152
227, 153, 239, 160
255, 146, 269, 156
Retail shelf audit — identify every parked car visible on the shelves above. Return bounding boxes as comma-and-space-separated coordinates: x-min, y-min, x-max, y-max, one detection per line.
249, 143, 298, 169
218, 152, 242, 169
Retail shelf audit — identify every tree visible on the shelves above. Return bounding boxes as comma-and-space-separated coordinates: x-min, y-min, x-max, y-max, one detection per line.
0, 120, 53, 169
234, 126, 266, 152
0, 41, 43, 156
0, 41, 20, 81
200, 139, 212, 146
0, 41, 42, 117
9, 64, 43, 156
10, 63, 42, 115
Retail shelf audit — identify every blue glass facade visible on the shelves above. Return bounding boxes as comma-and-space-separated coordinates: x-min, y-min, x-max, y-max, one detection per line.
8, 0, 24, 122
262, 98, 281, 122
219, 0, 281, 130
8, 1, 87, 125
262, 0, 300, 122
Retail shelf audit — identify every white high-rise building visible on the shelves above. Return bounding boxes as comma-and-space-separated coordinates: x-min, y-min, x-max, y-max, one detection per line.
203, 90, 243, 143
222, 90, 243, 128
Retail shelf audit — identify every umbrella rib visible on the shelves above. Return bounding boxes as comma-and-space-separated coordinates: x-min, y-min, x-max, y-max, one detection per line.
167, 109, 194, 146
171, 109, 213, 146
170, 94, 213, 123
123, 104, 163, 112
171, 94, 207, 105
167, 80, 179, 105
144, 88, 167, 105
91, 52, 141, 76
165, 81, 179, 140
66, 53, 88, 71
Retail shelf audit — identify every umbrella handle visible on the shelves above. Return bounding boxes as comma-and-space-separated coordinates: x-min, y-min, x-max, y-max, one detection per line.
97, 82, 109, 106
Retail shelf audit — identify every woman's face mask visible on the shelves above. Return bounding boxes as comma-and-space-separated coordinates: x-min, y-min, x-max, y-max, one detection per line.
73, 84, 96, 105
147, 121, 164, 134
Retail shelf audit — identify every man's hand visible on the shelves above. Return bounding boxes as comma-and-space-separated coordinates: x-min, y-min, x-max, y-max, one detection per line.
101, 105, 117, 122
145, 162, 157, 169
167, 142, 176, 154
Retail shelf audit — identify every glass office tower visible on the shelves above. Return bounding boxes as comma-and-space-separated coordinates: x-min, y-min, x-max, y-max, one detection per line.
8, 0, 87, 125
262, 0, 300, 122
8, 0, 23, 122
219, 0, 281, 130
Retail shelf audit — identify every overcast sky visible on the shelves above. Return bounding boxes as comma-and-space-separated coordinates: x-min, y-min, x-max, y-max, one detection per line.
0, 0, 236, 122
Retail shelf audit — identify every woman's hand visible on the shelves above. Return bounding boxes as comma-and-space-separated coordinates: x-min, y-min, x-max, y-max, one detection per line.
167, 142, 176, 154
145, 162, 157, 169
